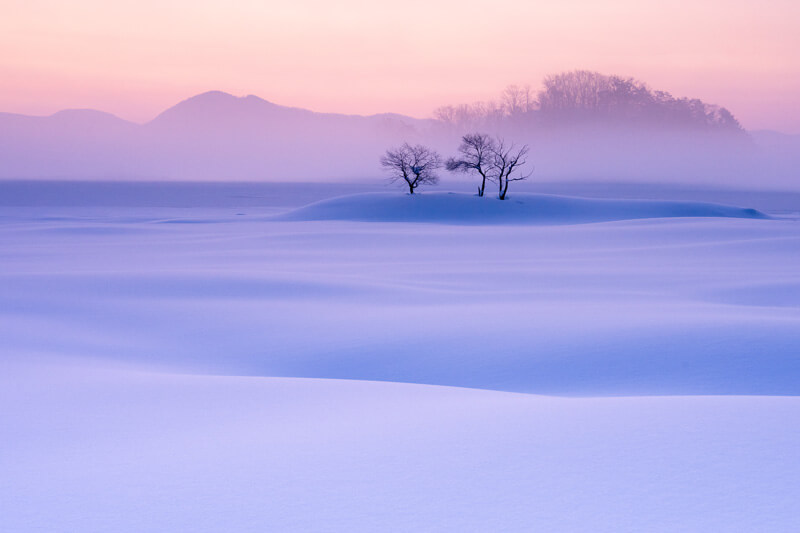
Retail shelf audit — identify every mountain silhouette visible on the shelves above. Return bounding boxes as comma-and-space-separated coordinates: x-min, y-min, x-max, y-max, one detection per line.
0, 92, 427, 180
0, 90, 796, 186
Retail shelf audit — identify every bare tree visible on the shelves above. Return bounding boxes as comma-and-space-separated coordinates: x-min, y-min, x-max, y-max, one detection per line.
433, 101, 502, 132
380, 143, 442, 194
501, 84, 535, 117
445, 133, 496, 196
432, 71, 743, 134
490, 138, 533, 200
536, 70, 743, 131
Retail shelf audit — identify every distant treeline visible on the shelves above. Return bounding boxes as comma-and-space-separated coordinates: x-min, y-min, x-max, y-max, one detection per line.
434, 70, 743, 133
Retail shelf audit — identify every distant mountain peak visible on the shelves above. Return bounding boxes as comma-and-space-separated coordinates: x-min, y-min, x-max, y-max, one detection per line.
168, 90, 266, 109
46, 108, 136, 129
146, 90, 291, 128
184, 90, 238, 102
50, 108, 117, 117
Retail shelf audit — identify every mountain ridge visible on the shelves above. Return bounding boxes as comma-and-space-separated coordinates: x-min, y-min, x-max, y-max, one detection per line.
2, 90, 797, 136
0, 90, 797, 186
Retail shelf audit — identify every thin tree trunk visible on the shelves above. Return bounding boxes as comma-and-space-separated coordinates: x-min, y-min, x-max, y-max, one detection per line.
500, 180, 509, 200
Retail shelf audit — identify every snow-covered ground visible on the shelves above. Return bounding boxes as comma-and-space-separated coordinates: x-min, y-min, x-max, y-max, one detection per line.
1, 183, 799, 531
280, 191, 768, 224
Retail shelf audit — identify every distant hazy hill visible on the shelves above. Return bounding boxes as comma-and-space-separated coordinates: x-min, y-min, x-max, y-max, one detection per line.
141, 91, 437, 180
0, 109, 143, 179
0, 88, 796, 187
0, 92, 431, 180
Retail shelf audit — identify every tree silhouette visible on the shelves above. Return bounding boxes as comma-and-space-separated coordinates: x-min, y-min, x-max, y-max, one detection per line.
446, 133, 496, 196
490, 139, 532, 200
434, 71, 743, 133
380, 143, 442, 194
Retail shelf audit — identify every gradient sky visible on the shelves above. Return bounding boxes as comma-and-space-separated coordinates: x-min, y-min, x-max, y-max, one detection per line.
2, 0, 799, 132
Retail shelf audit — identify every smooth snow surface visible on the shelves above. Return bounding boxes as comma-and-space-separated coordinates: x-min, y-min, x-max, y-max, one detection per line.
279, 191, 768, 224
2, 183, 799, 532
3, 365, 800, 533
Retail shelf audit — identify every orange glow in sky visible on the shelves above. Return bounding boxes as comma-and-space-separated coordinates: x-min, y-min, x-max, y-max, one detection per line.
2, 0, 799, 131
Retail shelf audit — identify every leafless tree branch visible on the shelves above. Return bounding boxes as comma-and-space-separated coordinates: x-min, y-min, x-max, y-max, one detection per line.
380, 143, 442, 194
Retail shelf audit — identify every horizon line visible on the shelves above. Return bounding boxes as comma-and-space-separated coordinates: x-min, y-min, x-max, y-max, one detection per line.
3, 88, 799, 136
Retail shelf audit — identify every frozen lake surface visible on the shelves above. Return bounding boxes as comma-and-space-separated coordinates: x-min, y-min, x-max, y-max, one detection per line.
2, 180, 799, 531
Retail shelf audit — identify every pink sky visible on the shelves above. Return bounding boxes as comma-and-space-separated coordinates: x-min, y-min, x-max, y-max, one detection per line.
2, 0, 799, 132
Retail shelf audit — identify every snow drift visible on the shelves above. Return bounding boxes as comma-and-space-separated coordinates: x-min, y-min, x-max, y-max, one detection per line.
278, 192, 767, 224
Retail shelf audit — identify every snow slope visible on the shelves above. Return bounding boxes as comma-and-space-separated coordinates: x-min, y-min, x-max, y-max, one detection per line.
3, 363, 799, 532
1, 184, 799, 531
279, 191, 767, 224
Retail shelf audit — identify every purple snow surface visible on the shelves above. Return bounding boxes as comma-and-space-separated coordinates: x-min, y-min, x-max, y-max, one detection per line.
1, 181, 799, 531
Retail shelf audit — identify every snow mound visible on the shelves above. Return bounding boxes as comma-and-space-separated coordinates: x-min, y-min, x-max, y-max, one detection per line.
278, 192, 767, 224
